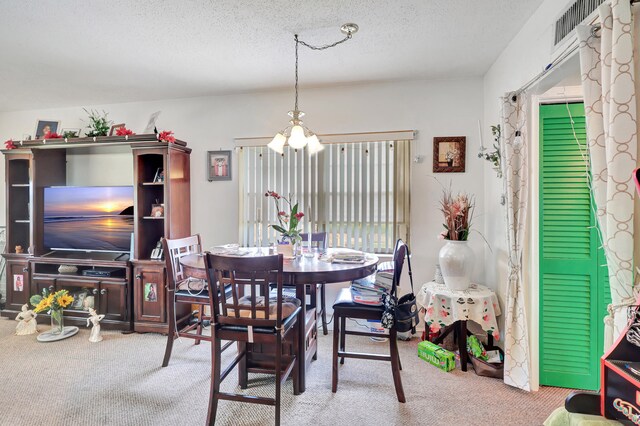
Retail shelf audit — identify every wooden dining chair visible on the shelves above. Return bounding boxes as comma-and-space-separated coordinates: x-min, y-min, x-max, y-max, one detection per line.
161, 235, 233, 367
300, 232, 328, 335
205, 253, 300, 426
331, 239, 408, 402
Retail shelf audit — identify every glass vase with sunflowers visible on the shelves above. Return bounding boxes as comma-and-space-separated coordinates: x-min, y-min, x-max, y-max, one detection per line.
30, 289, 74, 335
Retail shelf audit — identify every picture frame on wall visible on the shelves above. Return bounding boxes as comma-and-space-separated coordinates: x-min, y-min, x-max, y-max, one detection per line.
208, 150, 232, 181
35, 120, 61, 139
433, 136, 466, 173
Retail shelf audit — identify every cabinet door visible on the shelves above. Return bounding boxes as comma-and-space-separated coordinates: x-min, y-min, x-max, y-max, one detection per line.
133, 265, 165, 323
5, 260, 30, 311
32, 276, 56, 297
99, 282, 128, 322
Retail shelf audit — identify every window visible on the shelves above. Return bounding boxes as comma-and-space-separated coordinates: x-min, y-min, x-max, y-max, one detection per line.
237, 133, 412, 254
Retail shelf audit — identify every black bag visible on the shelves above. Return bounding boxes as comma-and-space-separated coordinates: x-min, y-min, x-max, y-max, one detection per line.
381, 241, 419, 334
394, 244, 419, 333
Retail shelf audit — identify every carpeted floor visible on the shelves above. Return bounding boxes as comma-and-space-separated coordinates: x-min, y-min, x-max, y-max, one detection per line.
0, 317, 570, 425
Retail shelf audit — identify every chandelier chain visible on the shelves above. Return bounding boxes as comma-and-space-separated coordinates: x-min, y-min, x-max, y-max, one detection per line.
293, 33, 353, 114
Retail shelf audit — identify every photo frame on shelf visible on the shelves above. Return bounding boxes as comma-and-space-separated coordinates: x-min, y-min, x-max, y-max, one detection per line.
61, 128, 81, 138
150, 203, 164, 218
208, 150, 232, 181
109, 123, 126, 136
143, 111, 161, 134
153, 168, 164, 183
433, 136, 466, 173
35, 120, 61, 138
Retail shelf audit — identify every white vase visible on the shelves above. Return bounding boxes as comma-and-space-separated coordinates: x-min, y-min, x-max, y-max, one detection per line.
438, 240, 474, 291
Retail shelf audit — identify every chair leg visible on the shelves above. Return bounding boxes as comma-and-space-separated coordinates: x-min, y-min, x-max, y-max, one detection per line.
339, 316, 346, 365
292, 326, 300, 396
332, 312, 340, 393
207, 336, 222, 426
195, 304, 204, 345
161, 294, 176, 368
275, 334, 282, 426
389, 328, 406, 403
238, 341, 248, 389
320, 283, 328, 336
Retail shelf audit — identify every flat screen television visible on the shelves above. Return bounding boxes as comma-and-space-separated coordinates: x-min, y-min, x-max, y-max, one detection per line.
44, 186, 134, 253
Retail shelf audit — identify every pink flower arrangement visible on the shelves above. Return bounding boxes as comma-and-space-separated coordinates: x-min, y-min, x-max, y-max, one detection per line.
115, 126, 135, 136
440, 186, 475, 241
4, 139, 16, 150
265, 190, 304, 243
158, 130, 176, 143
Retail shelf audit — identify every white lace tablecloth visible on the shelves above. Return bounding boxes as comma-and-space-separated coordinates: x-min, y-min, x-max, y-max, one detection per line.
416, 281, 501, 341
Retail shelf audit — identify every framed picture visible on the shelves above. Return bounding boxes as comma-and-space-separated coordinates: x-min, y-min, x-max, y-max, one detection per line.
433, 136, 466, 173
144, 283, 158, 302
153, 168, 164, 183
208, 150, 232, 181
61, 128, 81, 138
35, 120, 61, 138
109, 123, 125, 136
143, 111, 161, 134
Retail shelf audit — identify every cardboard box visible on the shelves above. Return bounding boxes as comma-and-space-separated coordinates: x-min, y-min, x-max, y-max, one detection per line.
418, 340, 455, 372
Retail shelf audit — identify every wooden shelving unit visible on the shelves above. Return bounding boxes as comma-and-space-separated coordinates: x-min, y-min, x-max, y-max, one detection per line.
1, 135, 192, 333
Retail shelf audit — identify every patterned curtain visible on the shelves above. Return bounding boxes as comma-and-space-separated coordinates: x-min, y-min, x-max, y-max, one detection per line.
501, 92, 531, 391
577, 0, 637, 349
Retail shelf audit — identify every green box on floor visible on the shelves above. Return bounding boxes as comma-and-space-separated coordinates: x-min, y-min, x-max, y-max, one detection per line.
417, 340, 455, 372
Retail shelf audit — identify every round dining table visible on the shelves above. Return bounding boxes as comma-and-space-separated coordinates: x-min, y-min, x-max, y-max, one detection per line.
180, 247, 378, 393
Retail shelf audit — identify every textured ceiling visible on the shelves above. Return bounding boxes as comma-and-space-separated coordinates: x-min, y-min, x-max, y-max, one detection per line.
0, 0, 545, 112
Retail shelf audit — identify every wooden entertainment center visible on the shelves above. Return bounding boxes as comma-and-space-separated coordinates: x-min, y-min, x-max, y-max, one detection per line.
1, 134, 191, 333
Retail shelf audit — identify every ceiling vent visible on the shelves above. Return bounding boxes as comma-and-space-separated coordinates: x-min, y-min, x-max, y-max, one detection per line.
554, 0, 605, 46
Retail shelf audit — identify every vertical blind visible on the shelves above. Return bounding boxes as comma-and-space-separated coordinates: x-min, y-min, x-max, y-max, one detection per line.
237, 139, 410, 254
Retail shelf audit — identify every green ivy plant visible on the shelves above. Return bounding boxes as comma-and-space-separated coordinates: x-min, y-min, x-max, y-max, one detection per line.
478, 124, 502, 178
83, 109, 112, 137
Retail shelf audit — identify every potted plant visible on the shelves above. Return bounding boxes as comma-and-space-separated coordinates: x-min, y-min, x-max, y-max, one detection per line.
83, 109, 112, 137
265, 190, 304, 258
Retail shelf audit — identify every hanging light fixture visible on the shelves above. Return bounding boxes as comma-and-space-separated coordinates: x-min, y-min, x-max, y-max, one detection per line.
268, 23, 359, 154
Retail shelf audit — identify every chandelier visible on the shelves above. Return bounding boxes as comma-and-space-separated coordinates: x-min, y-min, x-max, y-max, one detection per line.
267, 23, 359, 154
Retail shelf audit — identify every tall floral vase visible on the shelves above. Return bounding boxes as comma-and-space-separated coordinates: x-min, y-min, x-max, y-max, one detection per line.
438, 240, 474, 291
50, 308, 64, 335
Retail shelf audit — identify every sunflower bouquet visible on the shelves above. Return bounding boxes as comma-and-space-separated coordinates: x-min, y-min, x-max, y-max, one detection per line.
30, 289, 74, 333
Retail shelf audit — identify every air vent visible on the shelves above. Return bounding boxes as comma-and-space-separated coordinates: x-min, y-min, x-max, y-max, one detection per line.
554, 0, 605, 45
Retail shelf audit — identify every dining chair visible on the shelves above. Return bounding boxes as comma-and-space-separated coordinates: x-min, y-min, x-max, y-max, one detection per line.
205, 252, 300, 426
161, 235, 233, 367
331, 239, 407, 402
300, 232, 329, 335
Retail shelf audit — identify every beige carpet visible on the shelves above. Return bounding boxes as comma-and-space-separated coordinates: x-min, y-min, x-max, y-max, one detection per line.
0, 317, 570, 425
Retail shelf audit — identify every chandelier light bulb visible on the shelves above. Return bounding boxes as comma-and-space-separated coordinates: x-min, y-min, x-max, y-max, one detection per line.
267, 132, 286, 154
288, 125, 308, 149
306, 134, 324, 154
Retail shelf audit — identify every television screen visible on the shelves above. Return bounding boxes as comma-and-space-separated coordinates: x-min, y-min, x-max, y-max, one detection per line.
44, 186, 134, 253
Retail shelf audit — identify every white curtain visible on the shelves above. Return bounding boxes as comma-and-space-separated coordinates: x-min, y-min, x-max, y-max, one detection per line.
577, 0, 638, 349
501, 92, 531, 391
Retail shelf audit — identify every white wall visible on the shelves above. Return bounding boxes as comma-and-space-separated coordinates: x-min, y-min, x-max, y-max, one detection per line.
0, 78, 485, 306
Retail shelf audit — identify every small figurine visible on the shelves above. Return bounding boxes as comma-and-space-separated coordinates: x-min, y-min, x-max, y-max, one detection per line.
15, 304, 38, 335
86, 308, 105, 343
14, 245, 23, 254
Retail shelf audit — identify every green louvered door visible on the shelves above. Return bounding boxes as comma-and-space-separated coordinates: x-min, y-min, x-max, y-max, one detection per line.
539, 102, 610, 390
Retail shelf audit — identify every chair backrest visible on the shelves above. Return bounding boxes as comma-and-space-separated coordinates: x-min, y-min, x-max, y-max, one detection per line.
162, 235, 203, 290
300, 232, 328, 250
391, 239, 408, 294
205, 253, 285, 329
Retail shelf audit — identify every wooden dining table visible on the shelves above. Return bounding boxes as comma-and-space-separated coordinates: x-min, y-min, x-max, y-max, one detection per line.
180, 247, 378, 393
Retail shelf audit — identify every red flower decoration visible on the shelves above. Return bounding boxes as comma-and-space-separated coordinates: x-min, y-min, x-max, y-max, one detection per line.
295, 212, 304, 220
265, 191, 281, 199
158, 130, 176, 143
4, 139, 16, 150
115, 127, 135, 136
278, 211, 287, 216
43, 131, 62, 139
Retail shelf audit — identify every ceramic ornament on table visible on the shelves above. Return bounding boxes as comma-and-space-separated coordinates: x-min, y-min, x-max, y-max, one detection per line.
86, 308, 106, 343
15, 304, 38, 335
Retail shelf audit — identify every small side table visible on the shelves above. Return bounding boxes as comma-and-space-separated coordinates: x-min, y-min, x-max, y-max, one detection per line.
416, 281, 501, 371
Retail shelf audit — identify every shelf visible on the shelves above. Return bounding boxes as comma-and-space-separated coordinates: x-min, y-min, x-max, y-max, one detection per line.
14, 219, 31, 223
10, 183, 29, 187
141, 182, 164, 186
142, 216, 164, 220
